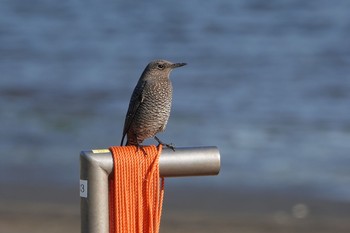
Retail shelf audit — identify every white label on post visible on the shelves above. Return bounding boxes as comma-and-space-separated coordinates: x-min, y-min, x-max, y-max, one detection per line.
80, 180, 88, 198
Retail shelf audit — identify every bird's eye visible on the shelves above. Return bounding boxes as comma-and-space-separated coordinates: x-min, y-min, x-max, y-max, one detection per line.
157, 64, 165, 70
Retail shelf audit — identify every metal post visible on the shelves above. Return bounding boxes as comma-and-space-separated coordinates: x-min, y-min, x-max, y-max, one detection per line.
80, 146, 220, 233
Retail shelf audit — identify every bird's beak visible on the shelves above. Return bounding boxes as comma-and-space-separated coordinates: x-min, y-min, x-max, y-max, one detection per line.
171, 63, 187, 68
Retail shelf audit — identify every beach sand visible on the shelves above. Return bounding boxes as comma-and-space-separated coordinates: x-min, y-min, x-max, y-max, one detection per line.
1, 184, 350, 233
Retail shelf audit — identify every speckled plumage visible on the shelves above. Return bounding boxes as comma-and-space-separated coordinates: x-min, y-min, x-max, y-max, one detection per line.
120, 60, 186, 147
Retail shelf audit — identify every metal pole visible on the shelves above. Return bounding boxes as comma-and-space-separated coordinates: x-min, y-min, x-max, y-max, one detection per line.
80, 146, 220, 233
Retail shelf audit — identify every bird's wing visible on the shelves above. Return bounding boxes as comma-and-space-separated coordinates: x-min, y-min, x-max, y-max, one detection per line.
120, 80, 147, 146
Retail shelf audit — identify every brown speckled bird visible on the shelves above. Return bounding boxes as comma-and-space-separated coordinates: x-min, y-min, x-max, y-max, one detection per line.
120, 59, 186, 150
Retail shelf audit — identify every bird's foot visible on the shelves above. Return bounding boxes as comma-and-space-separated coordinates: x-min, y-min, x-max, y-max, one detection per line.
154, 136, 175, 152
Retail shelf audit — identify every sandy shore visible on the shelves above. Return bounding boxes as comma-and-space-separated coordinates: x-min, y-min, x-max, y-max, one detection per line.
1, 184, 350, 233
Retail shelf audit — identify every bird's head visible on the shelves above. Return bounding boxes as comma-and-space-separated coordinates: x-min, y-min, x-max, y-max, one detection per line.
143, 60, 186, 79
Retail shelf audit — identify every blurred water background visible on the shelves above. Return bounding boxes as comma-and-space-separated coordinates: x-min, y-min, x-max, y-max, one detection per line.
1, 0, 350, 204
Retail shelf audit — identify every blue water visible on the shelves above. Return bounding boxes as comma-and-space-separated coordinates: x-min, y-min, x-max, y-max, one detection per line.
1, 0, 350, 201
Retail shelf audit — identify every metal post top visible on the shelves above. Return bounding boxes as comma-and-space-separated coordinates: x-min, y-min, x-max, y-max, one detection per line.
80, 146, 220, 233
80, 146, 220, 177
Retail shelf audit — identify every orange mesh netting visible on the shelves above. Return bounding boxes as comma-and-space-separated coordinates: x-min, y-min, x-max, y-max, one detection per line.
108, 145, 165, 233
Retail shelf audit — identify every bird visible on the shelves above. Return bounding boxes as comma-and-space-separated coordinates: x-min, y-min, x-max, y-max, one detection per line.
120, 59, 186, 150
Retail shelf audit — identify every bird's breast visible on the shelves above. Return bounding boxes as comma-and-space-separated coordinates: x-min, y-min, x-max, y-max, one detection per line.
143, 80, 172, 112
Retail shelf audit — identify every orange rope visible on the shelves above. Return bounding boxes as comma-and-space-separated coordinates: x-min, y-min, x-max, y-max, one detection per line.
108, 145, 165, 233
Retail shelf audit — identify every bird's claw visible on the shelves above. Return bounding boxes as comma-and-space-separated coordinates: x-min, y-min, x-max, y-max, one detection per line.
164, 143, 175, 152
154, 136, 175, 152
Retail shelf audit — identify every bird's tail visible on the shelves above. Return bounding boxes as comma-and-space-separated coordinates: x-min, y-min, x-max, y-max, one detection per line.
120, 135, 126, 146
